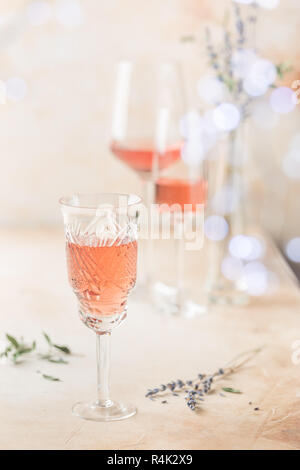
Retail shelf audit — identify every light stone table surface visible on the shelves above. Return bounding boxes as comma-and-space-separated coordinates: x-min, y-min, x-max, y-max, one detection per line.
1, 229, 300, 450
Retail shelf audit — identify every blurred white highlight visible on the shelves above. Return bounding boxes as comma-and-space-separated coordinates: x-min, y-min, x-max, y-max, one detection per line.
5, 77, 28, 102
229, 235, 264, 260
55, 0, 84, 28
204, 215, 229, 241
180, 110, 219, 165
233, 0, 253, 4
231, 49, 257, 79
241, 262, 269, 296
112, 61, 132, 141
197, 76, 227, 105
257, 0, 280, 9
0, 80, 6, 104
285, 238, 300, 263
222, 256, 243, 281
179, 111, 202, 139
243, 58, 276, 97
270, 87, 296, 114
27, 1, 52, 26
155, 107, 170, 154
213, 103, 240, 132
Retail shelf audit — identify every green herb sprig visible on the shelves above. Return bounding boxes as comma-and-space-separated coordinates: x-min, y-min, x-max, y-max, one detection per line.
222, 387, 242, 394
0, 334, 36, 364
0, 332, 74, 381
36, 371, 61, 382
40, 332, 71, 364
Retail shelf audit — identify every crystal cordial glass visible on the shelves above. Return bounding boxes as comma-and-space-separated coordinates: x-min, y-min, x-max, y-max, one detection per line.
60, 193, 141, 421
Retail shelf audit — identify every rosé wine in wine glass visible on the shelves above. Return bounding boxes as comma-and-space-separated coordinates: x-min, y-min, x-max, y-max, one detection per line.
66, 239, 137, 324
110, 140, 182, 178
60, 193, 141, 422
155, 177, 208, 211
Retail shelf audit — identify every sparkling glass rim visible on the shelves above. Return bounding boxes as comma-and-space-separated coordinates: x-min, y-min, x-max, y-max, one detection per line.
59, 193, 142, 210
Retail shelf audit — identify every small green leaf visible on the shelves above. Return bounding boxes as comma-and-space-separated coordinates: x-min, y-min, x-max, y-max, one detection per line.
180, 35, 196, 42
53, 344, 71, 355
43, 332, 52, 346
276, 62, 292, 79
40, 354, 68, 364
41, 374, 61, 382
49, 357, 68, 364
6, 334, 19, 349
222, 387, 242, 394
223, 75, 237, 93
17, 347, 34, 355
12, 347, 35, 363
0, 346, 12, 358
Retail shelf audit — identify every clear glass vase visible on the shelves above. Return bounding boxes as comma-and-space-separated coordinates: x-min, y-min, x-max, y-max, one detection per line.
205, 123, 251, 306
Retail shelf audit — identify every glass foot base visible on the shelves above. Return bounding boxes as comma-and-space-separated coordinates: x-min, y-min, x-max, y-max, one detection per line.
72, 400, 137, 422
207, 283, 250, 306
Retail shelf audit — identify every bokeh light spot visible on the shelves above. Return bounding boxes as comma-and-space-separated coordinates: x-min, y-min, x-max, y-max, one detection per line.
213, 103, 241, 132
286, 238, 300, 263
241, 262, 269, 296
231, 49, 257, 79
257, 0, 280, 9
243, 77, 268, 97
181, 139, 205, 165
228, 235, 264, 261
179, 111, 202, 139
243, 58, 276, 97
27, 1, 52, 26
204, 215, 229, 242
180, 110, 219, 164
229, 235, 253, 260
5, 77, 28, 102
233, 0, 253, 4
197, 76, 227, 105
270, 87, 296, 114
0, 80, 6, 104
244, 236, 265, 261
221, 256, 243, 281
55, 0, 84, 28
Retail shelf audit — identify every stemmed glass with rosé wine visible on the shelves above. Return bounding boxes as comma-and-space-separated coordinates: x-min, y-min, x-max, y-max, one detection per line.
110, 59, 184, 288
152, 111, 209, 318
60, 193, 141, 421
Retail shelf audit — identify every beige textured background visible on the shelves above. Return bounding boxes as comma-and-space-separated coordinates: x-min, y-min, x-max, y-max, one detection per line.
0, 0, 299, 248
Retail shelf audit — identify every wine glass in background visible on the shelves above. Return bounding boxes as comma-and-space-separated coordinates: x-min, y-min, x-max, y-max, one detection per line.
152, 110, 209, 317
60, 193, 141, 421
110, 59, 184, 289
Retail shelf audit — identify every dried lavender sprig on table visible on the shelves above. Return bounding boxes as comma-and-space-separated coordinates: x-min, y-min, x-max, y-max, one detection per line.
145, 347, 263, 411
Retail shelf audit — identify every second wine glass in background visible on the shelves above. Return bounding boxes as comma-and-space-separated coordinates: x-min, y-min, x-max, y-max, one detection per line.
152, 110, 209, 317
110, 59, 185, 291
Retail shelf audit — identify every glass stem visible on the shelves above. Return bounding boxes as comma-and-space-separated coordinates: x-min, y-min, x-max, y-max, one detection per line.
141, 178, 154, 284
96, 332, 112, 408
175, 221, 185, 311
